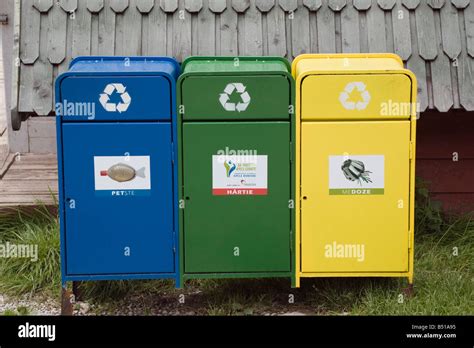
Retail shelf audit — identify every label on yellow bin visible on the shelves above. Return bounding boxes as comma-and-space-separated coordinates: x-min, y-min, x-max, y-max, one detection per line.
329, 155, 384, 195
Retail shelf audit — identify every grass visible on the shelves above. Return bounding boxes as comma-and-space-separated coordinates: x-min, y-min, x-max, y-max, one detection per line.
0, 205, 60, 296
0, 182, 472, 315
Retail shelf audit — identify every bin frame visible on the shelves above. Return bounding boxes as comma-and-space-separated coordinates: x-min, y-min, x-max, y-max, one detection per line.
292, 53, 417, 288
55, 56, 181, 287
177, 56, 296, 287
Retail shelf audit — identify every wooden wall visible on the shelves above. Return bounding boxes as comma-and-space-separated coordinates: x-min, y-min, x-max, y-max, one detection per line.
417, 110, 474, 214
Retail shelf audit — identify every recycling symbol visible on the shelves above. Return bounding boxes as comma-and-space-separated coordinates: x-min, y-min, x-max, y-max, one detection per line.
339, 82, 371, 110
99, 83, 132, 113
219, 83, 251, 112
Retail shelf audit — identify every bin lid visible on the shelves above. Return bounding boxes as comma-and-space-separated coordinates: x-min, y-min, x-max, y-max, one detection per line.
181, 56, 291, 75
68, 56, 180, 79
292, 53, 405, 80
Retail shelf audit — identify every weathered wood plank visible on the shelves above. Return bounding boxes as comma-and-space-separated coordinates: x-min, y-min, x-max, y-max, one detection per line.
341, 4, 360, 53
20, 0, 40, 64
366, 2, 387, 52
160, 0, 178, 12
415, 0, 437, 60
303, 0, 322, 11
232, 0, 250, 12
242, 2, 263, 55
172, 1, 192, 61
266, 3, 286, 56
97, 2, 116, 55
292, 3, 310, 57
185, 0, 203, 12
6, 154, 57, 164
27, 117, 55, 137
33, 0, 53, 13
407, 50, 428, 112
48, 2, 67, 64
354, 0, 371, 10
18, 64, 34, 113
28, 137, 57, 154
71, 0, 92, 58
317, 3, 336, 53
465, 0, 474, 58
219, 5, 238, 55
137, 0, 155, 13
440, 0, 462, 59
328, 0, 346, 11
90, 7, 100, 55
116, 0, 142, 55
2, 169, 58, 180
60, 0, 78, 12
32, 12, 53, 115
87, 0, 104, 13
147, 3, 167, 55
257, 0, 276, 12
110, 0, 129, 13
391, 1, 411, 60
430, 10, 453, 112
0, 183, 58, 194
377, 0, 396, 9
209, 0, 227, 12
197, 1, 216, 55
457, 0, 474, 109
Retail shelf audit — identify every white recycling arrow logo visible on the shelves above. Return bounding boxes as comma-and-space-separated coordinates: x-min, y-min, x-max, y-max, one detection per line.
99, 83, 132, 113
339, 82, 371, 110
219, 83, 251, 113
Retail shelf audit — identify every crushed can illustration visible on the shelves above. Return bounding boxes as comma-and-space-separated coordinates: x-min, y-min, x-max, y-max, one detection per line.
341, 159, 372, 185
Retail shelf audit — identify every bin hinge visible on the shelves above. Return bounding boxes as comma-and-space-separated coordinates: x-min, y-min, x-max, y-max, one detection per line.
409, 141, 414, 160
171, 143, 175, 164
172, 230, 177, 253
289, 142, 293, 163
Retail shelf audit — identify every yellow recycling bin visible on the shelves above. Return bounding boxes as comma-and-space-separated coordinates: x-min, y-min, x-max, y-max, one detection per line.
292, 54, 417, 288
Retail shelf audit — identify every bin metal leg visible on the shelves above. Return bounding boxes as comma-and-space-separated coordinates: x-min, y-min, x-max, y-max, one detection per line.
61, 283, 74, 316
72, 281, 84, 302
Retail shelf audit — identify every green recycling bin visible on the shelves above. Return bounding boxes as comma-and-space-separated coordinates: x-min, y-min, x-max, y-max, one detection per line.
178, 57, 295, 284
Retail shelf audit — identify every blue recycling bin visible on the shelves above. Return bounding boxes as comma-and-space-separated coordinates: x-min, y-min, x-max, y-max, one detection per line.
55, 57, 180, 294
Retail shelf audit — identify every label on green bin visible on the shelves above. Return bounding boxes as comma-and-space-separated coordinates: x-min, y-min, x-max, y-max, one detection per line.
212, 154, 268, 196
329, 155, 385, 196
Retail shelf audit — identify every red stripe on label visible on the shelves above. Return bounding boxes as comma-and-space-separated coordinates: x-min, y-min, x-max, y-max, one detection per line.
213, 188, 268, 196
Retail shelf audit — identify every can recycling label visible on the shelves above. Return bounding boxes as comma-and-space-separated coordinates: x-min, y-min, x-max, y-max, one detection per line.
94, 156, 151, 196
212, 155, 267, 195
329, 155, 384, 195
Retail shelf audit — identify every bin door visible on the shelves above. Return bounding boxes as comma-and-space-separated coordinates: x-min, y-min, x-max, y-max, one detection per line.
62, 122, 174, 275
183, 122, 291, 273
301, 121, 410, 273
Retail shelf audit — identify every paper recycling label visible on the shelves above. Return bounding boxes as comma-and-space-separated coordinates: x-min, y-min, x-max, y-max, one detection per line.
329, 155, 384, 195
212, 155, 267, 195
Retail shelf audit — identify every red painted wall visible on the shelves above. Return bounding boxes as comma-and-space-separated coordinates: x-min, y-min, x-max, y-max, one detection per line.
416, 111, 474, 214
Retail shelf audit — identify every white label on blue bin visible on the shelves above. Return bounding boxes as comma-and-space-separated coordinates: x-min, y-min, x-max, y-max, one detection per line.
94, 156, 151, 195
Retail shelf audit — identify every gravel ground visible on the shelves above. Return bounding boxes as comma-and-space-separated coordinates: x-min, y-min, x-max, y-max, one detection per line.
0, 290, 312, 316
0, 293, 61, 316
